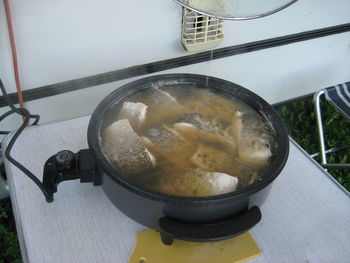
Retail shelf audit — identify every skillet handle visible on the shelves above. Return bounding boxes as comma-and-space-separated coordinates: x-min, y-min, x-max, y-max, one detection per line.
158, 206, 261, 245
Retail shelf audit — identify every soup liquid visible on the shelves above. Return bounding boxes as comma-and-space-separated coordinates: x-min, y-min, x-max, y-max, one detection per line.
101, 85, 276, 197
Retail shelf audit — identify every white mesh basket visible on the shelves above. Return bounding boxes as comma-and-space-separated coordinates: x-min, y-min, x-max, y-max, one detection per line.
182, 8, 224, 52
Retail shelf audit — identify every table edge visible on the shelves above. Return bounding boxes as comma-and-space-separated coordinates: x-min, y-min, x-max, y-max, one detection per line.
289, 137, 350, 197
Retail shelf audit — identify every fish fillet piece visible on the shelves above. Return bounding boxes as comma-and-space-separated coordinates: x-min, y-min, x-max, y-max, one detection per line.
174, 113, 236, 153
238, 137, 272, 166
146, 87, 178, 105
175, 112, 223, 134
155, 168, 238, 197
210, 172, 239, 194
191, 145, 234, 173
181, 91, 239, 123
138, 88, 188, 129
102, 119, 156, 175
224, 110, 243, 145
116, 102, 147, 130
141, 126, 195, 165
231, 114, 273, 166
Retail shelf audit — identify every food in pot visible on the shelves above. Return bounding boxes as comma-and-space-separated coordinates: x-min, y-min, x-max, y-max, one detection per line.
135, 87, 188, 130
181, 90, 239, 123
237, 115, 273, 166
116, 102, 148, 130
238, 138, 272, 166
102, 119, 156, 175
173, 112, 236, 153
141, 126, 196, 166
224, 110, 243, 145
101, 86, 275, 197
190, 145, 233, 173
144, 87, 178, 106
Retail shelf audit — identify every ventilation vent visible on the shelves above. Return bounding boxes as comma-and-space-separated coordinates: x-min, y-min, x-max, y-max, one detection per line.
181, 8, 224, 52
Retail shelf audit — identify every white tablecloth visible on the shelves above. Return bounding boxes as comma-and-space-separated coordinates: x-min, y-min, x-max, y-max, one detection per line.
3, 116, 350, 263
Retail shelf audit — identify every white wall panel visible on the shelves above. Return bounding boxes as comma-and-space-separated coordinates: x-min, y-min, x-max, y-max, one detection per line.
0, 0, 349, 130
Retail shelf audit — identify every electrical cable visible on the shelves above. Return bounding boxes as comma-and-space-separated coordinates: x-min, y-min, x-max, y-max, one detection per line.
0, 109, 20, 134
0, 79, 40, 124
0, 109, 17, 122
1, 2, 46, 199
0, 79, 50, 201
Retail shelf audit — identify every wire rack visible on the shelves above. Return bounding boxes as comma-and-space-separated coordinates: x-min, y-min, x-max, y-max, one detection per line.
175, 0, 298, 21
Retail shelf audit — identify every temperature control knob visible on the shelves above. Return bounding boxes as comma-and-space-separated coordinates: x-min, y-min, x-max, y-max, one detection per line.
43, 149, 100, 203
55, 150, 75, 171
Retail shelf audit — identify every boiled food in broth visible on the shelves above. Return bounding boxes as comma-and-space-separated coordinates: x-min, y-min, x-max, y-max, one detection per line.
101, 85, 275, 197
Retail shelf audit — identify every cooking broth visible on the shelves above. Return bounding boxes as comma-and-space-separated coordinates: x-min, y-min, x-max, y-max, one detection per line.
100, 85, 276, 197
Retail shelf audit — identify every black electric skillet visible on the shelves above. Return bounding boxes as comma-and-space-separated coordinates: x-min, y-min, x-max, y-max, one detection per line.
41, 74, 289, 245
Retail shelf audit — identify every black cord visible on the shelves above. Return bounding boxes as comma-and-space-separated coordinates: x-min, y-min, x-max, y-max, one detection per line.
0, 109, 17, 122
0, 78, 50, 200
0, 109, 20, 134
0, 79, 40, 124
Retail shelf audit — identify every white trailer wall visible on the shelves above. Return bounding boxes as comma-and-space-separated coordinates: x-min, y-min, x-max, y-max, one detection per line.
0, 0, 349, 130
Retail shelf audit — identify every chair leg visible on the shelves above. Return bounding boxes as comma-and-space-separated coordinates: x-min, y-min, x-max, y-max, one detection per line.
313, 90, 327, 165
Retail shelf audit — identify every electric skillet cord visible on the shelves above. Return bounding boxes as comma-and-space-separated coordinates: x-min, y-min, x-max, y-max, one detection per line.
0, 79, 40, 124
0, 78, 51, 201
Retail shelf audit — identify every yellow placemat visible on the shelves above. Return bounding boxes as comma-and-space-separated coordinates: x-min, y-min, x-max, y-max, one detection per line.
129, 230, 261, 263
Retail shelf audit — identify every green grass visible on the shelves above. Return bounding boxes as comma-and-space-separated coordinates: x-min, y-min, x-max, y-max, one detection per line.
275, 96, 350, 191
0, 199, 22, 263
